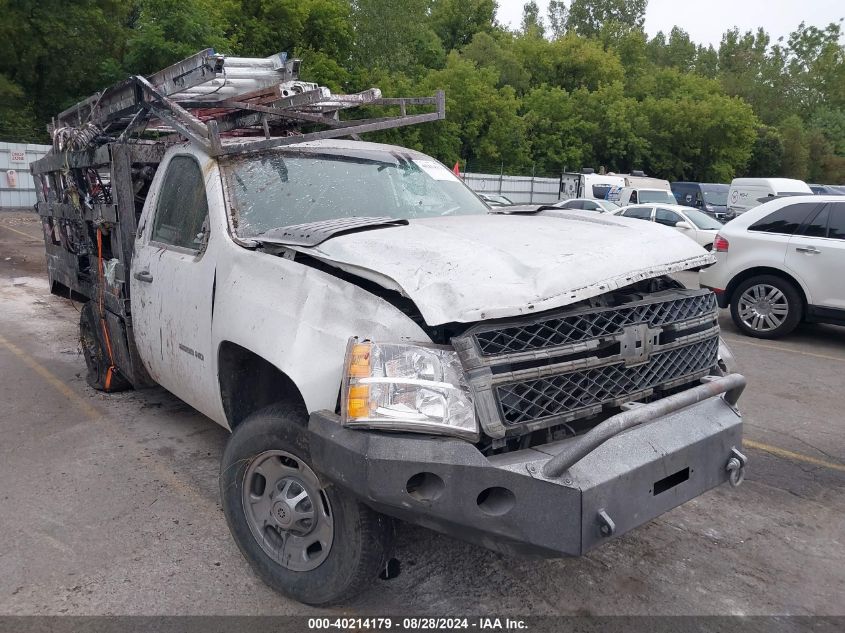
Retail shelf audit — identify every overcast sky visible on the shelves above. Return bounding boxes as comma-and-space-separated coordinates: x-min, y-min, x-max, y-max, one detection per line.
496, 0, 845, 47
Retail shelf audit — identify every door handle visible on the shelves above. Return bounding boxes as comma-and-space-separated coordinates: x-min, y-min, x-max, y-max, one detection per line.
795, 246, 821, 254
133, 269, 154, 283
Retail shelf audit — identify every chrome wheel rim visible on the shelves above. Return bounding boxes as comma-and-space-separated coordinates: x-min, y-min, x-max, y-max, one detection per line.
738, 284, 789, 332
242, 450, 334, 571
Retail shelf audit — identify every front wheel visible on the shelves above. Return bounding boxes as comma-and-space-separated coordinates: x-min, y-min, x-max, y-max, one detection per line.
219, 403, 396, 605
730, 275, 803, 339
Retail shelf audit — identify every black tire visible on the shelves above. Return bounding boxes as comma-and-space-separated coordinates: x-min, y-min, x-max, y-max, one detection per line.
79, 301, 131, 392
219, 402, 396, 605
729, 274, 803, 339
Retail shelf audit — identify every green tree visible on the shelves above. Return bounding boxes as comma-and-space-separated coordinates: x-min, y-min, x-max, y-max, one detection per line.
521, 86, 596, 173
718, 27, 791, 124
649, 27, 696, 72
694, 45, 719, 79
636, 72, 758, 181
461, 31, 532, 94
123, 0, 231, 75
0, 75, 40, 142
746, 126, 785, 177
0, 0, 131, 134
419, 52, 528, 172
350, 0, 444, 73
582, 82, 650, 173
566, 0, 647, 38
783, 21, 845, 112
607, 28, 649, 85
778, 115, 810, 179
547, 1, 567, 40
514, 34, 625, 93
520, 1, 545, 38
810, 107, 845, 155
219, 0, 352, 62
429, 0, 497, 52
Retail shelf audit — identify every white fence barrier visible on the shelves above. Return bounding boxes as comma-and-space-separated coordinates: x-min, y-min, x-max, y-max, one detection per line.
463, 172, 561, 204
0, 142, 51, 209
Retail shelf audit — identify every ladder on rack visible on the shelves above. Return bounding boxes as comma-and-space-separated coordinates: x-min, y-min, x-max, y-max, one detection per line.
51, 48, 445, 157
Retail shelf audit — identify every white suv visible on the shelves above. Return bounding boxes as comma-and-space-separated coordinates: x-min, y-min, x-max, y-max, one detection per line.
699, 196, 845, 338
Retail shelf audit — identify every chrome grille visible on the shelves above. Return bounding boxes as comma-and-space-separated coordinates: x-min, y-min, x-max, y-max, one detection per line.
496, 337, 719, 426
452, 288, 721, 438
474, 292, 716, 357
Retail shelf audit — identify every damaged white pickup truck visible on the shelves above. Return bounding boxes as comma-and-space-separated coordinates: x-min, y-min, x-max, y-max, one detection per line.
31, 50, 747, 605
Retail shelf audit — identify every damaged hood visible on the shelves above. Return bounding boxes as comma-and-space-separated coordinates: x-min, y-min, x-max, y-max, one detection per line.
292, 212, 714, 325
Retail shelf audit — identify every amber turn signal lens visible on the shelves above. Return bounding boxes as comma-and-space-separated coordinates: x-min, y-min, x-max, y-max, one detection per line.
346, 385, 371, 419
348, 343, 372, 378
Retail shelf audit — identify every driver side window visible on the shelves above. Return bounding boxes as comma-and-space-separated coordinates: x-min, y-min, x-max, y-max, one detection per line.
152, 156, 209, 251
623, 207, 652, 221
655, 208, 682, 227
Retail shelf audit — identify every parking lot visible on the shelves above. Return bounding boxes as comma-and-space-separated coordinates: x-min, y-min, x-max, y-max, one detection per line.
1, 210, 843, 616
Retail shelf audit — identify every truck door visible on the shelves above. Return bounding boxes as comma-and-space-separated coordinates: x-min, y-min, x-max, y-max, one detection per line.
130, 154, 220, 420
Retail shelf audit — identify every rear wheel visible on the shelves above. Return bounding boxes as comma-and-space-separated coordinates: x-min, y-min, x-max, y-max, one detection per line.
730, 275, 802, 339
220, 403, 396, 605
79, 301, 130, 392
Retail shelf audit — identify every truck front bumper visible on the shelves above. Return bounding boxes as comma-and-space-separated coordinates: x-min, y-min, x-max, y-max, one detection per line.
308, 378, 745, 557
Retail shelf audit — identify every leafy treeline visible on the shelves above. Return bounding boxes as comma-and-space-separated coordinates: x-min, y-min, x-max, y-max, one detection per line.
0, 0, 843, 182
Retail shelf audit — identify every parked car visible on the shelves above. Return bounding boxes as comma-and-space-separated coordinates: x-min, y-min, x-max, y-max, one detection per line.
607, 187, 677, 206
612, 204, 723, 249
478, 193, 514, 207
699, 196, 845, 338
727, 178, 813, 217
552, 197, 619, 212
671, 182, 731, 220
808, 184, 845, 196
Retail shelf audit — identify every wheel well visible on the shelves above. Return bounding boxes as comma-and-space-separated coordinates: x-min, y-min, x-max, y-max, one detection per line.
726, 267, 807, 308
218, 342, 306, 429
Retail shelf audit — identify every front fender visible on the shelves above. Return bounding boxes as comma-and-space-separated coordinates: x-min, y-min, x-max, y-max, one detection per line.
211, 244, 430, 415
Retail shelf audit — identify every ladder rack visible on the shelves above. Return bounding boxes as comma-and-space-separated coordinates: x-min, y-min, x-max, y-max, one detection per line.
51, 48, 445, 157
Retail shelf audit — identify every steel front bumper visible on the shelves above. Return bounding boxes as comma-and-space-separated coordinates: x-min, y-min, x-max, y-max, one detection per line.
308, 375, 746, 557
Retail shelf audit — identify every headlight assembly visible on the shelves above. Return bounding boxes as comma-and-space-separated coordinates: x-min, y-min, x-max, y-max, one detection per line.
341, 339, 478, 440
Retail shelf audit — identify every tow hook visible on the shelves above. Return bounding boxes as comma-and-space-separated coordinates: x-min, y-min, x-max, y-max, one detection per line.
726, 447, 748, 487
597, 509, 616, 538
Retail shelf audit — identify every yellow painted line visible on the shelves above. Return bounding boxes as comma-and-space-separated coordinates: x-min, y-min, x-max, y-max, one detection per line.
0, 333, 210, 503
0, 333, 102, 420
0, 224, 41, 240
723, 335, 845, 364
744, 439, 845, 473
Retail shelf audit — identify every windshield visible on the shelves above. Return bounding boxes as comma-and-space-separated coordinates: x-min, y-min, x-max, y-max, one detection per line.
639, 190, 677, 204
221, 149, 488, 238
597, 200, 620, 211
702, 187, 728, 206
684, 208, 723, 230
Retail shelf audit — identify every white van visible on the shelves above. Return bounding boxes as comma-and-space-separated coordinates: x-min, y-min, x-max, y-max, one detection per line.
624, 174, 671, 190
727, 178, 813, 216
559, 172, 625, 200
607, 186, 677, 206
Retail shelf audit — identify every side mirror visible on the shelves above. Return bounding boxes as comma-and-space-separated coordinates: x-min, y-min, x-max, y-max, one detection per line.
675, 221, 693, 230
